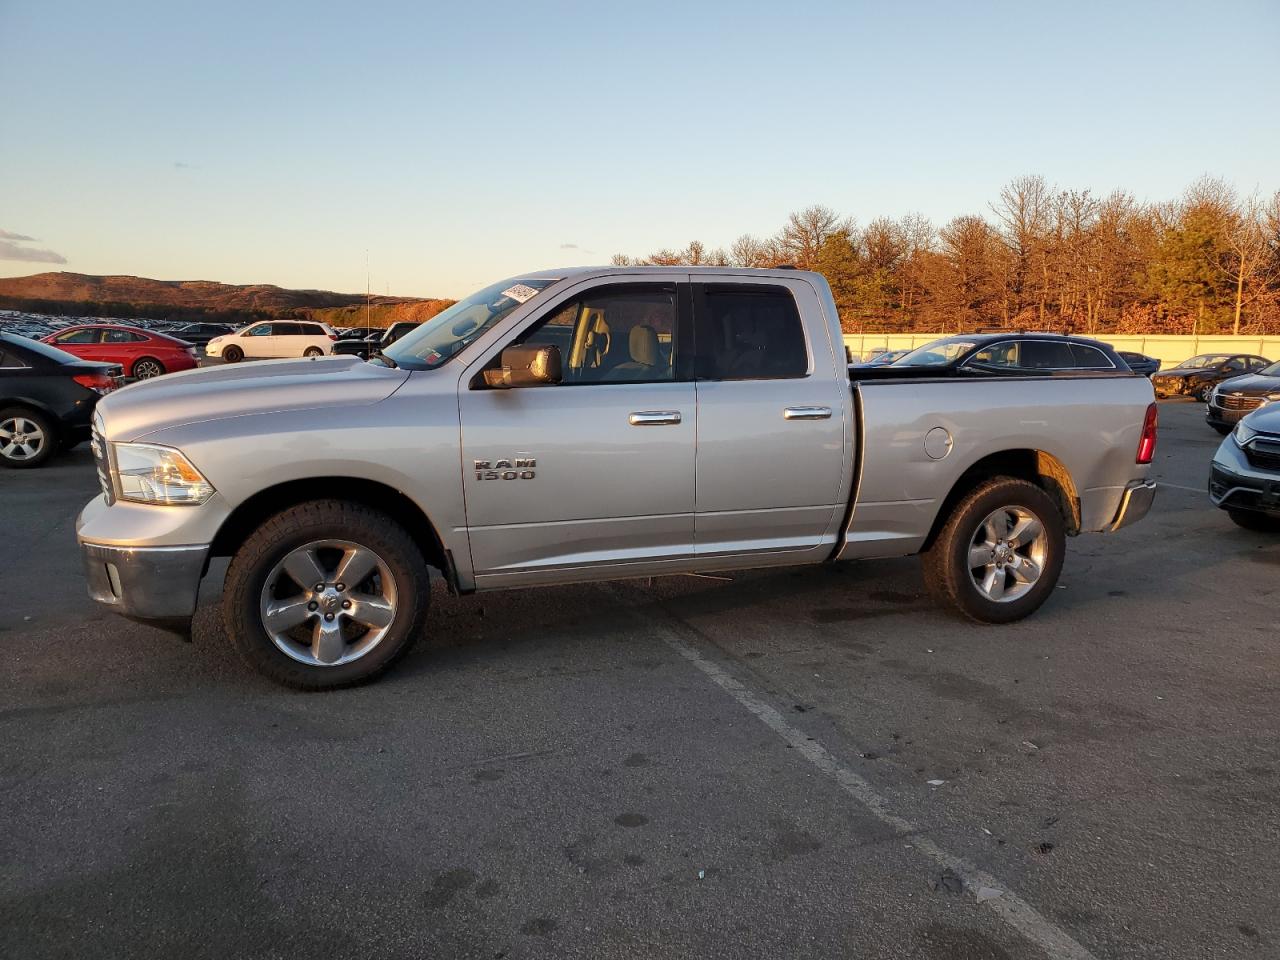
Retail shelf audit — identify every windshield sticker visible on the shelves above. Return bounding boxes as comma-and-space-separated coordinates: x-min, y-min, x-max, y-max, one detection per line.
500, 283, 540, 304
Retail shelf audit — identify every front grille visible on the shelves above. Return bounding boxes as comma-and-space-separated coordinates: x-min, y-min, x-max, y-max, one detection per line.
1245, 438, 1280, 472
1218, 394, 1265, 411
90, 422, 114, 504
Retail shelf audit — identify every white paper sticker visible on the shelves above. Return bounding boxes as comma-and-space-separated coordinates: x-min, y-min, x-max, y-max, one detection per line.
501, 283, 539, 304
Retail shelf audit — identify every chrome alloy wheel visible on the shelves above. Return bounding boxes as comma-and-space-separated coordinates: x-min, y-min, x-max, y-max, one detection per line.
967, 506, 1049, 603
133, 359, 164, 379
0, 415, 46, 462
259, 539, 398, 666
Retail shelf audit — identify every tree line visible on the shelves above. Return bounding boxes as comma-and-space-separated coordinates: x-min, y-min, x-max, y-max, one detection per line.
612, 176, 1280, 335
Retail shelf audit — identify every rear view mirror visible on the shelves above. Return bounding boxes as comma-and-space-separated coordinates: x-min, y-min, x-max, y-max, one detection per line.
483, 344, 562, 388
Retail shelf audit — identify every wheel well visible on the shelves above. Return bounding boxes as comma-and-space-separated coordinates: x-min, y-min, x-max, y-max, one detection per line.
0, 400, 60, 437
922, 449, 1081, 550
209, 477, 448, 573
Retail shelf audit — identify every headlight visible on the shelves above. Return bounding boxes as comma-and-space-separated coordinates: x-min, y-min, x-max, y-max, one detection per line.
111, 442, 215, 505
1234, 421, 1257, 447
1266, 393, 1280, 402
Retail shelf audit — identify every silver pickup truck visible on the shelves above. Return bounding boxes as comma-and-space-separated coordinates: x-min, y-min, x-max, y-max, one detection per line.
78, 267, 1158, 688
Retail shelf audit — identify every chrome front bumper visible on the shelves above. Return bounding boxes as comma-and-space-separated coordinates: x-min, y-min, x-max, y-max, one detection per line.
1109, 479, 1157, 531
81, 541, 209, 630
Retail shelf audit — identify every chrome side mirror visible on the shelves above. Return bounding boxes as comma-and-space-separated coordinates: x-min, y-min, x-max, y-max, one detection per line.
484, 344, 562, 388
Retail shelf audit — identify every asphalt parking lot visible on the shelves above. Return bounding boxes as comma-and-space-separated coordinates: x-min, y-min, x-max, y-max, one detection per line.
2, 400, 1276, 960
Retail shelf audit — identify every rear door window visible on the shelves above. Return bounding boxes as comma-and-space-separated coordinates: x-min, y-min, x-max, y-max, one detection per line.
1019, 340, 1079, 370
693, 284, 807, 380
274, 323, 304, 336
104, 329, 146, 343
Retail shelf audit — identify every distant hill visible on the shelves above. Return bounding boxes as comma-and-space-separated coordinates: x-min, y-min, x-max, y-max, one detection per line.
0, 272, 453, 328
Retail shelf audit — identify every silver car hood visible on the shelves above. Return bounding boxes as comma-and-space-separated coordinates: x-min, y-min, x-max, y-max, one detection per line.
99, 356, 412, 442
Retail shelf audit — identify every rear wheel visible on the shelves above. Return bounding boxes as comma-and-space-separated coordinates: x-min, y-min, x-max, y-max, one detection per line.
132, 356, 165, 379
303, 346, 324, 358
922, 477, 1066, 623
223, 345, 244, 363
0, 406, 57, 469
222, 499, 431, 689
1227, 509, 1280, 533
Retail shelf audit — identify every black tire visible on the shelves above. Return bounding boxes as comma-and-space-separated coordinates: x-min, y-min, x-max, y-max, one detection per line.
304, 346, 324, 358
1210, 423, 1232, 436
921, 476, 1066, 624
222, 499, 431, 689
1227, 509, 1280, 533
1194, 385, 1211, 402
223, 345, 244, 363
0, 406, 58, 469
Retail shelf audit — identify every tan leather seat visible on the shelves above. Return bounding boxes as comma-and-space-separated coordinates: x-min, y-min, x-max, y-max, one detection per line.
610, 325, 661, 380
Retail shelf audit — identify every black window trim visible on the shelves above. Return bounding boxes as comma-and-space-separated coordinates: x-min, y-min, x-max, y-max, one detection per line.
960, 336, 1116, 372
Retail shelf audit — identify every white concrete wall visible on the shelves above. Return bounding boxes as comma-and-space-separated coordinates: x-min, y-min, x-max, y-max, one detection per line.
843, 334, 1280, 367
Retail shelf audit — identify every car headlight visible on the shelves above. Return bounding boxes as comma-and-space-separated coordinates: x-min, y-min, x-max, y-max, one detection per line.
1234, 420, 1257, 447
111, 442, 215, 505
1266, 392, 1280, 402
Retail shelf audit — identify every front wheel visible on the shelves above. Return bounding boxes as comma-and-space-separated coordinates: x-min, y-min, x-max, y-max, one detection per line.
921, 477, 1066, 624
1194, 385, 1211, 402
223, 345, 244, 363
222, 499, 431, 689
1210, 423, 1232, 436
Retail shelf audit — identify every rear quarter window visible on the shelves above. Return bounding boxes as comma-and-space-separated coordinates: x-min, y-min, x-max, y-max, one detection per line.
1068, 344, 1115, 369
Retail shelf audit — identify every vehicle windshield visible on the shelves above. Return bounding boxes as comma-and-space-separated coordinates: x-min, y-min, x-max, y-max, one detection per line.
893, 338, 979, 366
1177, 354, 1231, 369
382, 276, 559, 370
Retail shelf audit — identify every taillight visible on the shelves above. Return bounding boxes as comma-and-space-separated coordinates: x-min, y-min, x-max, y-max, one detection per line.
1136, 402, 1157, 464
328, 334, 338, 340
73, 373, 116, 395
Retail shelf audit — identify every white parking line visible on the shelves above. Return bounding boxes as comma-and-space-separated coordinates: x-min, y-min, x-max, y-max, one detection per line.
609, 588, 1098, 960
1154, 481, 1206, 494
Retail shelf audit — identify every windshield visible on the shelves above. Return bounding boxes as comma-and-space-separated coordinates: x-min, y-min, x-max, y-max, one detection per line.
382, 276, 559, 370
1177, 354, 1231, 369
893, 338, 979, 366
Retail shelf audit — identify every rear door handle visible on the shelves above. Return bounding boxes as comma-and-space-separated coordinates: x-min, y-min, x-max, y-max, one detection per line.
629, 410, 682, 426
783, 406, 832, 420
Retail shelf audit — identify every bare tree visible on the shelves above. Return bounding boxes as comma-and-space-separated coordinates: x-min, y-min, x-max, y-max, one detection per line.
776, 205, 849, 269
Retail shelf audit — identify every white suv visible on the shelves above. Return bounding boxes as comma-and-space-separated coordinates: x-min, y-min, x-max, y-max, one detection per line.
206, 321, 337, 362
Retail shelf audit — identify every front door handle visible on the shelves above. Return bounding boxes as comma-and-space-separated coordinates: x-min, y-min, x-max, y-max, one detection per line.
629, 410, 682, 426
783, 406, 832, 421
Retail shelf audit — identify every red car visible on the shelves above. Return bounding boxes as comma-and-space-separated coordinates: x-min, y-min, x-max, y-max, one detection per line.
41, 324, 199, 379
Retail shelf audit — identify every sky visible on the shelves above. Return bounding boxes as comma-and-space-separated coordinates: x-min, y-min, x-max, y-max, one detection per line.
1, 0, 1278, 300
